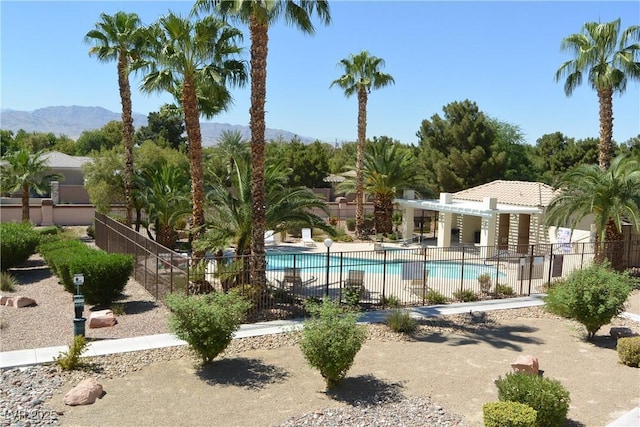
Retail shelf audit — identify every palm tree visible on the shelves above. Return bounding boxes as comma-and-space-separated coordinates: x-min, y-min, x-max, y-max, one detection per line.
330, 51, 395, 239
0, 148, 61, 222
338, 137, 418, 235
544, 154, 640, 269
555, 19, 640, 171
85, 12, 147, 225
194, 0, 331, 288
138, 12, 247, 255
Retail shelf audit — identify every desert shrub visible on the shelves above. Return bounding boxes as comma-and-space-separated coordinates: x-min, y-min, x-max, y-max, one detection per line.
483, 401, 537, 427
425, 289, 448, 305
496, 283, 515, 296
0, 222, 41, 271
86, 223, 95, 239
68, 251, 134, 305
379, 294, 401, 308
299, 299, 367, 388
495, 372, 570, 427
39, 238, 90, 277
478, 273, 492, 293
0, 271, 19, 292
544, 261, 634, 340
55, 335, 89, 371
617, 336, 640, 367
37, 226, 60, 236
343, 284, 363, 307
385, 309, 417, 334
111, 303, 126, 316
346, 218, 356, 232
165, 291, 251, 364
452, 288, 479, 302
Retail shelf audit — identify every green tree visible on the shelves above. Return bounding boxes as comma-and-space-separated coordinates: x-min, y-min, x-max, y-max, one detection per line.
135, 104, 187, 150
196, 0, 331, 288
417, 100, 500, 193
544, 154, 640, 269
82, 148, 125, 213
487, 119, 536, 181
555, 18, 640, 171
330, 51, 395, 239
0, 130, 17, 156
86, 11, 147, 225
266, 138, 332, 188
139, 12, 247, 254
532, 132, 599, 184
75, 121, 124, 155
0, 148, 61, 222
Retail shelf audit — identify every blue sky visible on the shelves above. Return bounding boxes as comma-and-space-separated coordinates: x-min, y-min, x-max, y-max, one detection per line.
1, 1, 639, 146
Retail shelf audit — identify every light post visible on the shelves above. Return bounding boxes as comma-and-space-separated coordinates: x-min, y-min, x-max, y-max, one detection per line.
73, 273, 86, 337
323, 238, 333, 297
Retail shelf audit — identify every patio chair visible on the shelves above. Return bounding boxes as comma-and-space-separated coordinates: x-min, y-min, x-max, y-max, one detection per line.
275, 267, 317, 294
343, 269, 366, 301
264, 230, 276, 246
373, 242, 384, 254
301, 228, 316, 247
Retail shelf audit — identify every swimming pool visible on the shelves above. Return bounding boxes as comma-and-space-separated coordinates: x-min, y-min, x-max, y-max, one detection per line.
266, 252, 505, 280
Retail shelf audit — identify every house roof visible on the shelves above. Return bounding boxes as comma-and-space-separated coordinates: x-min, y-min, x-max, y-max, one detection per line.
452, 180, 556, 207
39, 151, 93, 169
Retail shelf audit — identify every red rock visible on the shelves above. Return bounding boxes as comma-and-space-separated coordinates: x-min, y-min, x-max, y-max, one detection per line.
510, 354, 539, 375
88, 309, 117, 328
0, 295, 8, 305
13, 296, 37, 308
64, 378, 103, 406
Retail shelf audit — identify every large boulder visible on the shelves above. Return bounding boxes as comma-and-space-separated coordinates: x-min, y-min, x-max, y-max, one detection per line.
63, 378, 103, 406
88, 309, 117, 329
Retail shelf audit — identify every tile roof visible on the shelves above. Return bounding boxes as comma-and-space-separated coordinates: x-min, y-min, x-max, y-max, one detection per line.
452, 180, 557, 207
39, 151, 93, 169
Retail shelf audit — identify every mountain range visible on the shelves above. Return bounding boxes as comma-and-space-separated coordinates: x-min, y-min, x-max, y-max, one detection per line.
0, 106, 317, 145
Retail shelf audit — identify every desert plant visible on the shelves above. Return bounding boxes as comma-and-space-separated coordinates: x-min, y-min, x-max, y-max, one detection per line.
495, 372, 570, 427
111, 303, 126, 316
425, 289, 448, 305
68, 251, 134, 305
544, 261, 634, 340
346, 218, 356, 232
617, 336, 640, 367
496, 283, 515, 296
0, 271, 19, 292
299, 299, 367, 388
0, 222, 41, 271
478, 273, 492, 294
343, 284, 363, 307
385, 309, 418, 334
379, 294, 401, 308
165, 291, 251, 364
55, 335, 89, 371
452, 288, 479, 302
483, 401, 537, 427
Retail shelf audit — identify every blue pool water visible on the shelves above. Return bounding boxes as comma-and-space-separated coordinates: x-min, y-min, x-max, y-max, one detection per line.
266, 252, 505, 280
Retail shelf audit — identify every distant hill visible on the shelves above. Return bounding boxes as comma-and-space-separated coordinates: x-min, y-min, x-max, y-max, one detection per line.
0, 106, 317, 145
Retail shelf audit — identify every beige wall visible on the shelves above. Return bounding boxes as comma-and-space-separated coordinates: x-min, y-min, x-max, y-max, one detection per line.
0, 203, 94, 226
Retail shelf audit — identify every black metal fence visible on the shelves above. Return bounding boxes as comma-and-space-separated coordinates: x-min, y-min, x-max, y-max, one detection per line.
94, 213, 640, 320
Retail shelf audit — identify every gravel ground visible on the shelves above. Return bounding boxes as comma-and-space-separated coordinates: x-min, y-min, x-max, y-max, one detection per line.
1, 247, 640, 427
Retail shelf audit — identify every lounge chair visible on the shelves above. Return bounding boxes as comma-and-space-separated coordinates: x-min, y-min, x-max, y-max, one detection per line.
275, 267, 317, 292
374, 242, 384, 254
343, 270, 366, 300
264, 230, 276, 246
301, 228, 316, 246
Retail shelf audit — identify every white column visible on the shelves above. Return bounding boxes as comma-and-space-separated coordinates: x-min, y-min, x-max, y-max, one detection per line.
436, 193, 453, 247
480, 197, 497, 256
401, 190, 415, 243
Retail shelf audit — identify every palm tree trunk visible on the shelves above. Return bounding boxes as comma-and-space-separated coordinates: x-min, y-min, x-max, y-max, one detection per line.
355, 87, 368, 240
21, 183, 30, 222
118, 51, 134, 226
374, 194, 394, 235
603, 218, 625, 271
249, 17, 268, 288
182, 74, 205, 259
597, 87, 614, 171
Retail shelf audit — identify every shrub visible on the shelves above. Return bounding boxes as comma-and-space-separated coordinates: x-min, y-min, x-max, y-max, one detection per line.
385, 309, 418, 334
68, 251, 134, 305
496, 283, 515, 296
495, 372, 570, 427
0, 222, 41, 271
425, 289, 448, 305
55, 335, 89, 371
299, 299, 367, 388
543, 261, 634, 340
617, 336, 640, 367
86, 223, 95, 239
346, 218, 356, 232
343, 284, 363, 307
0, 271, 19, 292
478, 273, 492, 294
379, 294, 401, 308
483, 401, 537, 427
39, 239, 89, 277
165, 291, 251, 364
452, 288, 479, 302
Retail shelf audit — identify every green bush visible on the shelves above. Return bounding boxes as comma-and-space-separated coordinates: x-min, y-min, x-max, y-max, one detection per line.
165, 291, 251, 364
0, 272, 19, 292
544, 262, 634, 340
452, 288, 479, 302
346, 218, 356, 232
617, 336, 640, 367
483, 401, 537, 427
495, 372, 570, 427
478, 273, 492, 293
496, 283, 515, 296
55, 335, 89, 371
0, 222, 41, 271
68, 251, 134, 305
39, 238, 89, 277
425, 289, 448, 305
299, 299, 367, 388
385, 309, 418, 334
379, 294, 401, 308
343, 284, 363, 307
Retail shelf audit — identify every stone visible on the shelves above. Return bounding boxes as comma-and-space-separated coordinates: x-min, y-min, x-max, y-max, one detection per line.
610, 327, 635, 339
3, 296, 37, 308
510, 354, 539, 375
88, 309, 117, 328
0, 295, 8, 305
63, 378, 103, 406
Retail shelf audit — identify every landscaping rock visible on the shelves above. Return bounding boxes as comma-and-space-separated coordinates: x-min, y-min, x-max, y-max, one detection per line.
88, 309, 117, 329
3, 296, 37, 308
510, 354, 539, 375
63, 378, 103, 406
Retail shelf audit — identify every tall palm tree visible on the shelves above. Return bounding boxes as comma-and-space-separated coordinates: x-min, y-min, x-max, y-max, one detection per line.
545, 154, 640, 270
0, 148, 61, 222
138, 12, 247, 255
338, 138, 418, 235
330, 51, 395, 239
555, 19, 640, 171
85, 12, 147, 225
194, 0, 331, 288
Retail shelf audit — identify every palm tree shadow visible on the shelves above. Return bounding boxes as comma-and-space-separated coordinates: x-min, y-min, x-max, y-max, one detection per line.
196, 357, 289, 390
325, 374, 405, 406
